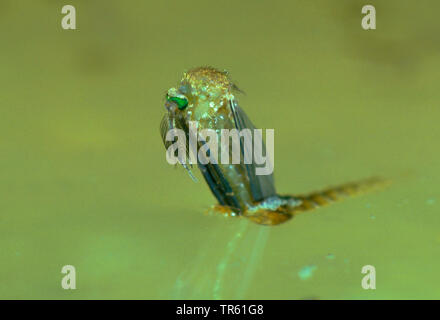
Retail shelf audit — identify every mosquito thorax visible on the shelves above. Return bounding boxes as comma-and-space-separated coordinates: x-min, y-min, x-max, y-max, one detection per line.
178, 67, 237, 124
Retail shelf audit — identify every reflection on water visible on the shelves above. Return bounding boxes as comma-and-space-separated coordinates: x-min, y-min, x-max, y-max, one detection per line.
172, 220, 270, 299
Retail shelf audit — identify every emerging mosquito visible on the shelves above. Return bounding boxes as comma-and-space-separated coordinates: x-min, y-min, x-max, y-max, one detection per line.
160, 66, 386, 226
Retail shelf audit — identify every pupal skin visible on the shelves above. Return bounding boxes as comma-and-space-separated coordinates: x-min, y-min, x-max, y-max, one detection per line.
161, 67, 388, 226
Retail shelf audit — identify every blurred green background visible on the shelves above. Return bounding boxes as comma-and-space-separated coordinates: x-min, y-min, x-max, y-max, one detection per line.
1, 0, 439, 299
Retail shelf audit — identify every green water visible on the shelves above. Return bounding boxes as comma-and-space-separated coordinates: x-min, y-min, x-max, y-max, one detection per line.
1, 0, 439, 299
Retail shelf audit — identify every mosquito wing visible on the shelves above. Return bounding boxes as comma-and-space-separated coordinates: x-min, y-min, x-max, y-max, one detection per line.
229, 99, 277, 201
160, 113, 172, 150
160, 113, 197, 181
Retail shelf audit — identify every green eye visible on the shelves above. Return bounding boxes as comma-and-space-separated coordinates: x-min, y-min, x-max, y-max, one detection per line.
167, 95, 188, 110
